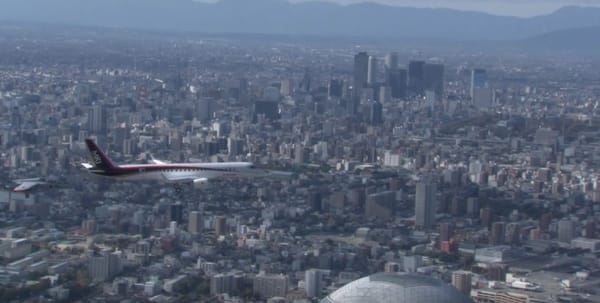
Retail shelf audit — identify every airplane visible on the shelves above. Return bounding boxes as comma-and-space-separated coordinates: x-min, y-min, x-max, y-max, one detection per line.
81, 138, 288, 190
12, 178, 58, 193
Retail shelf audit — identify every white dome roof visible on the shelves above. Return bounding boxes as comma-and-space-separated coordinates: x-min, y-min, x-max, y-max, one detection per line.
321, 273, 474, 303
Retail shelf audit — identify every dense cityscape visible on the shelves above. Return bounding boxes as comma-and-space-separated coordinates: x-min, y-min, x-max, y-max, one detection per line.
1, 22, 600, 303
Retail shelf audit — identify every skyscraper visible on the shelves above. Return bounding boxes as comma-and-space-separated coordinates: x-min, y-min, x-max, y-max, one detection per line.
385, 52, 399, 71
387, 68, 407, 99
215, 215, 227, 238
471, 68, 493, 109
369, 101, 383, 126
408, 60, 426, 96
88, 253, 121, 282
439, 222, 454, 242
88, 105, 106, 134
353, 52, 369, 94
368, 56, 378, 85
415, 180, 437, 228
452, 271, 472, 294
423, 63, 444, 99
328, 79, 344, 98
470, 68, 488, 97
558, 219, 576, 243
168, 203, 183, 224
490, 221, 505, 245
305, 269, 322, 298
188, 211, 202, 234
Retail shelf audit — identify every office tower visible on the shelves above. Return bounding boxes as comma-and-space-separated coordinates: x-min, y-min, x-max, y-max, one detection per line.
402, 255, 422, 273
280, 79, 292, 96
328, 79, 343, 98
369, 101, 383, 126
415, 180, 437, 228
253, 100, 280, 121
539, 212, 552, 231
439, 223, 454, 242
558, 219, 576, 243
188, 211, 202, 234
467, 197, 479, 217
215, 216, 227, 238
88, 105, 106, 133
253, 273, 289, 299
452, 271, 472, 294
353, 52, 369, 94
506, 222, 520, 244
305, 269, 322, 298
307, 191, 323, 212
480, 207, 492, 228
470, 68, 488, 97
378, 86, 391, 103
408, 60, 426, 96
387, 68, 407, 99
489, 221, 505, 245
196, 97, 216, 121
368, 56, 378, 85
88, 253, 121, 282
210, 273, 242, 295
471, 69, 493, 109
227, 137, 245, 156
385, 52, 399, 71
423, 63, 444, 99
366, 191, 397, 221
168, 203, 183, 224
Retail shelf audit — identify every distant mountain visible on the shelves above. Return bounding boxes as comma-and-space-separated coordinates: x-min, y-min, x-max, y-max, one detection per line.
522, 26, 600, 51
1, 0, 600, 41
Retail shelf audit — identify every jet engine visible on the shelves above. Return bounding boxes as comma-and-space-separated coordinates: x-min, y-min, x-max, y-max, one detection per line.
193, 178, 210, 189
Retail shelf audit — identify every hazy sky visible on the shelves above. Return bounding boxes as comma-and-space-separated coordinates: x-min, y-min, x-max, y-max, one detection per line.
286, 0, 600, 16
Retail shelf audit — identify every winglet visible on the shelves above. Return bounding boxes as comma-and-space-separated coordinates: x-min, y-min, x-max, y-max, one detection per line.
85, 138, 116, 171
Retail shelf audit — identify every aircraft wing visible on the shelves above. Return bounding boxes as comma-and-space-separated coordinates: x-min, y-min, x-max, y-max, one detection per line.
13, 181, 44, 192
161, 172, 198, 183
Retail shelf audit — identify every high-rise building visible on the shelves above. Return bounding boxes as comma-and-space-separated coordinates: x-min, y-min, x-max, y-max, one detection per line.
305, 269, 322, 298
353, 52, 369, 94
471, 69, 493, 109
415, 180, 437, 228
368, 56, 378, 85
253, 273, 289, 299
452, 271, 472, 294
210, 273, 243, 296
366, 191, 397, 221
558, 219, 576, 243
328, 79, 344, 98
466, 197, 479, 217
280, 79, 293, 96
88, 105, 106, 134
253, 100, 280, 121
215, 215, 227, 238
369, 101, 383, 126
196, 97, 217, 121
168, 203, 183, 224
378, 86, 392, 103
387, 68, 407, 99
385, 52, 399, 72
470, 68, 488, 97
423, 63, 444, 99
439, 223, 454, 242
490, 221, 506, 245
188, 211, 202, 234
408, 60, 426, 96
88, 253, 121, 282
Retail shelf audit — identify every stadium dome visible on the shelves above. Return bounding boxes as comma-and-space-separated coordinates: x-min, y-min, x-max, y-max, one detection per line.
321, 273, 474, 303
